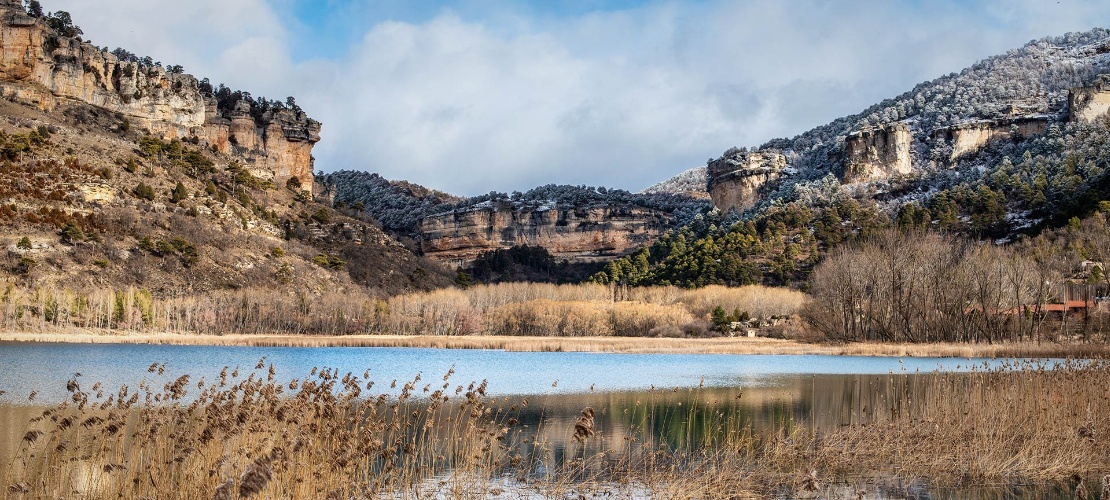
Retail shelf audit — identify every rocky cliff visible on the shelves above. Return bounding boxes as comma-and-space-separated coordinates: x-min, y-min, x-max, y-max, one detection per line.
0, 1, 319, 192
706, 149, 788, 213
419, 202, 673, 267
702, 29, 1110, 214
933, 116, 1050, 161
1069, 75, 1110, 123
842, 123, 913, 184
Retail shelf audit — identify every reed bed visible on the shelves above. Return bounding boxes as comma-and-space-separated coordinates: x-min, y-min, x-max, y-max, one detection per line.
814, 359, 1110, 486
0, 282, 804, 339
4, 360, 1110, 498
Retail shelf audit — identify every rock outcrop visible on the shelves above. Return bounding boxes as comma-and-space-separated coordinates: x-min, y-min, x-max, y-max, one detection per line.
419, 203, 671, 267
842, 123, 912, 183
0, 1, 319, 192
1069, 76, 1110, 123
934, 116, 1051, 161
706, 149, 787, 213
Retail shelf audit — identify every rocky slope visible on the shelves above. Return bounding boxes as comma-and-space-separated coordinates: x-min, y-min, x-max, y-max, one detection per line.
706, 29, 1110, 215
0, 0, 319, 193
320, 172, 709, 268
597, 28, 1110, 289
0, 3, 452, 299
419, 201, 673, 267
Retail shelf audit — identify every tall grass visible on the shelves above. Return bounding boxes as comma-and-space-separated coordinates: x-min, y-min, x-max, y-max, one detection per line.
4, 360, 1110, 497
0, 281, 804, 338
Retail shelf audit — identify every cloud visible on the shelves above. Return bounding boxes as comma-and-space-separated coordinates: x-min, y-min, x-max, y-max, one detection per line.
41, 0, 1110, 194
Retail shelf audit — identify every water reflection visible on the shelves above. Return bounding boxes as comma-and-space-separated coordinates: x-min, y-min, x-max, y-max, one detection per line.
0, 369, 1085, 498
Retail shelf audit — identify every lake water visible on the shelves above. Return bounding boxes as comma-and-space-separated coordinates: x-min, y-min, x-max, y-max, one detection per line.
0, 342, 1010, 404
0, 342, 1073, 498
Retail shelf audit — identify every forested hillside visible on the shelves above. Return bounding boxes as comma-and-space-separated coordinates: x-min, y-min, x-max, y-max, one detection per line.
595, 29, 1110, 290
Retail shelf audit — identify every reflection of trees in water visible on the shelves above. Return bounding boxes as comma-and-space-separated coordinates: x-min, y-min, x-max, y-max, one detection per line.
488, 374, 939, 474
0, 373, 957, 483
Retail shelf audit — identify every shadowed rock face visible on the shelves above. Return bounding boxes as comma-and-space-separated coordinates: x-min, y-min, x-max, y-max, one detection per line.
419, 203, 672, 268
706, 150, 787, 213
0, 3, 320, 192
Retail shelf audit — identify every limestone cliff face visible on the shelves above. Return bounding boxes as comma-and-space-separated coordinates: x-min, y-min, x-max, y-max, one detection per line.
843, 123, 913, 183
419, 203, 671, 267
1069, 76, 1110, 123
706, 150, 787, 213
934, 116, 1050, 161
0, 2, 319, 192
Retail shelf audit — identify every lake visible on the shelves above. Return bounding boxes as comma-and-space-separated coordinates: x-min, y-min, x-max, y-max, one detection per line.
0, 342, 1078, 498
0, 342, 1008, 403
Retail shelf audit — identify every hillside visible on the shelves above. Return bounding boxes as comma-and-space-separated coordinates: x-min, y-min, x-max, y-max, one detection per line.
320, 170, 710, 268
596, 28, 1110, 288
639, 166, 709, 199
707, 28, 1110, 223
0, 2, 453, 314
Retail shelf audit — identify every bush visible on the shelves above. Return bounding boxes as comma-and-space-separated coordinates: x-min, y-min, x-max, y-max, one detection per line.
312, 254, 345, 270
133, 182, 155, 201
486, 300, 612, 337
609, 302, 694, 337
16, 255, 36, 274
311, 208, 331, 224
170, 182, 188, 203
17, 236, 32, 250
59, 222, 84, 245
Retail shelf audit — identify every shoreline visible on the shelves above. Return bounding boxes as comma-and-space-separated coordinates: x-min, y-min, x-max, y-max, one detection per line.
2, 331, 1107, 358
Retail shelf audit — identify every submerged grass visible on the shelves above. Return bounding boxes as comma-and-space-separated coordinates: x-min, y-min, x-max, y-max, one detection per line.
3, 359, 1110, 498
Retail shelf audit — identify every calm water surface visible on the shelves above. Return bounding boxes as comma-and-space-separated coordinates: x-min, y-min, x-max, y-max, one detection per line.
0, 343, 1072, 498
0, 342, 1019, 403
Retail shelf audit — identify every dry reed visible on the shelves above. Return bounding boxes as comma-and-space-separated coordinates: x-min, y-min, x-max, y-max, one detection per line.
0, 281, 803, 339
5, 360, 1110, 498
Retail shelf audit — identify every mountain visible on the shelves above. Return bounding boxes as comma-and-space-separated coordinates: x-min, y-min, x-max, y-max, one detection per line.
320, 170, 710, 268
595, 28, 1110, 288
708, 29, 1110, 222
0, 2, 453, 300
639, 167, 709, 199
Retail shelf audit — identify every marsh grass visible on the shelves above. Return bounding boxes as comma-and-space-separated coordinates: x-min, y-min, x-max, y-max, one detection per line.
0, 282, 807, 339
4, 359, 1110, 498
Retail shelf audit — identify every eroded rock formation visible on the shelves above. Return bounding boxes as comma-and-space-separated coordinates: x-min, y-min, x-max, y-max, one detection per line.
1069, 76, 1110, 123
419, 203, 671, 267
934, 116, 1051, 161
706, 149, 787, 213
843, 123, 913, 183
0, 2, 319, 192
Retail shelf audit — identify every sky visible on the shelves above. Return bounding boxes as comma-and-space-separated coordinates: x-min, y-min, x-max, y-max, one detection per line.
46, 0, 1110, 195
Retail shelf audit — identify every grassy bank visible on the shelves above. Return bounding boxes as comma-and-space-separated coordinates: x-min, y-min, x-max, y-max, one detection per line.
4, 331, 1110, 358
4, 360, 1110, 498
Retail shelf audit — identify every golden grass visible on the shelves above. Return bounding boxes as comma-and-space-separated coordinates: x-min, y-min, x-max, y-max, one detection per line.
1, 282, 808, 338
4, 330, 1110, 358
4, 360, 1110, 497
627, 284, 808, 319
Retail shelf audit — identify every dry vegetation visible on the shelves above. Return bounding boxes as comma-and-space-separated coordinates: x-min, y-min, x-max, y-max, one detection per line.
384, 283, 805, 338
0, 282, 807, 339
4, 360, 1110, 498
0, 98, 452, 301
807, 230, 1110, 344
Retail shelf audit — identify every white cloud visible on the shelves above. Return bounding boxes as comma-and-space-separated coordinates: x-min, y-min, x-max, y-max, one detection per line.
40, 0, 1110, 194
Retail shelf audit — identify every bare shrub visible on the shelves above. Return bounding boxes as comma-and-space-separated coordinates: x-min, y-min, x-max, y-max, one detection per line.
485, 300, 612, 337
609, 302, 694, 337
